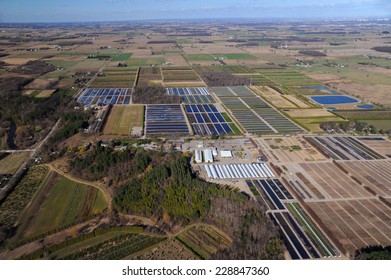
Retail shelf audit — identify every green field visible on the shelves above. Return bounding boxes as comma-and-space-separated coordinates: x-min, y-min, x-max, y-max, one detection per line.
212, 53, 257, 60
287, 203, 336, 257
185, 54, 215, 61
127, 57, 165, 66
0, 152, 30, 174
360, 120, 391, 130
103, 105, 144, 135
19, 171, 108, 239
111, 53, 133, 61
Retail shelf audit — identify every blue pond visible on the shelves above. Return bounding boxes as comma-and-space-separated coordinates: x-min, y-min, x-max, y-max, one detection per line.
304, 86, 339, 95
310, 95, 359, 105
327, 107, 337, 111
357, 104, 374, 109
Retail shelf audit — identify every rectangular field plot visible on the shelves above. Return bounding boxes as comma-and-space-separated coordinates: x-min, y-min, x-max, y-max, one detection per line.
339, 161, 391, 197
77, 88, 132, 107
307, 136, 384, 160
166, 87, 215, 104
204, 163, 275, 180
216, 87, 303, 134
145, 105, 189, 136
211, 86, 255, 97
307, 199, 391, 255
90, 68, 138, 88
184, 104, 233, 136
292, 162, 372, 200
103, 105, 144, 136
356, 137, 391, 158
248, 178, 338, 259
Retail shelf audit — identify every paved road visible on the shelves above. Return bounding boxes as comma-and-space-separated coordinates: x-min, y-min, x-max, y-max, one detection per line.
0, 119, 61, 202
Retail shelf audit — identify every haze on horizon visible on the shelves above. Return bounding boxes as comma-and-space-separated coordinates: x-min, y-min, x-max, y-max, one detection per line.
0, 0, 390, 23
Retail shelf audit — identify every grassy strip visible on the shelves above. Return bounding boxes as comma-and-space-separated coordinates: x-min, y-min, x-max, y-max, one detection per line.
288, 203, 336, 257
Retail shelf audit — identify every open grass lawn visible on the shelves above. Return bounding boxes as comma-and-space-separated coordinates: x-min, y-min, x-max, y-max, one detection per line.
0, 152, 30, 174
111, 53, 133, 61
103, 105, 144, 135
23, 171, 108, 239
212, 53, 256, 60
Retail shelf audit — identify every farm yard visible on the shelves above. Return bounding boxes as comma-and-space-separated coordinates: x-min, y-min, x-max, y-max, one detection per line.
103, 105, 144, 136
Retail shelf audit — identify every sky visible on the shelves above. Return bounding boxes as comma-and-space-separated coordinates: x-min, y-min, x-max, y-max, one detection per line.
0, 0, 390, 23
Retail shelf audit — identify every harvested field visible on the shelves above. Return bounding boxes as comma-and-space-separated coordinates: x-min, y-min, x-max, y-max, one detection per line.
0, 152, 30, 174
285, 109, 336, 118
338, 161, 391, 197
307, 199, 391, 255
249, 86, 297, 108
356, 137, 391, 157
292, 162, 371, 200
103, 105, 144, 136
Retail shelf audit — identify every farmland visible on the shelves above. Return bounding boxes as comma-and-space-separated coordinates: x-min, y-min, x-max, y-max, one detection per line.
90, 68, 138, 88
176, 224, 232, 259
215, 86, 303, 134
103, 105, 144, 136
1, 19, 391, 262
14, 170, 108, 240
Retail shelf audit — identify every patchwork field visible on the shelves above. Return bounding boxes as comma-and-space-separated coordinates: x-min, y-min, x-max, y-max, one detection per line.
161, 67, 204, 87
90, 68, 138, 88
103, 105, 144, 136
215, 86, 304, 134
249, 86, 298, 108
